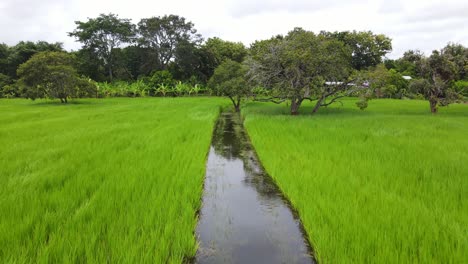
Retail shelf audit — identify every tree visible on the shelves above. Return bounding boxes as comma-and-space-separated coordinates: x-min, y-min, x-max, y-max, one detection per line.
365, 64, 409, 98
0, 44, 9, 76
17, 52, 96, 103
204, 37, 247, 64
196, 37, 248, 81
441, 43, 468, 81
389, 50, 425, 78
0, 41, 63, 80
137, 15, 202, 71
208, 60, 249, 112
248, 28, 364, 115
321, 30, 392, 70
416, 50, 459, 113
69, 13, 136, 82
74, 48, 107, 82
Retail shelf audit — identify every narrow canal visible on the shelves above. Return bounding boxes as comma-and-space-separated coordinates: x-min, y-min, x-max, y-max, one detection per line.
195, 111, 315, 264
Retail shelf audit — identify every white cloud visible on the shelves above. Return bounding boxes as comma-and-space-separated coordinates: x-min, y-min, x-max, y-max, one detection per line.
0, 0, 466, 58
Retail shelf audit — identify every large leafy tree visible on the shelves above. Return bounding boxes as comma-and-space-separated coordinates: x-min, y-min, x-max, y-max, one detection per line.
387, 49, 425, 78
0, 41, 63, 79
248, 28, 364, 115
321, 30, 392, 70
441, 43, 468, 81
204, 37, 247, 65
17, 52, 96, 103
0, 43, 9, 74
416, 50, 460, 113
137, 15, 202, 71
69, 13, 136, 82
198, 37, 248, 81
363, 64, 409, 98
208, 60, 250, 112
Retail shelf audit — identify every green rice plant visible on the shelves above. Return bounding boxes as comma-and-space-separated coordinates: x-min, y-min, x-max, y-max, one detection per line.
0, 97, 226, 263
243, 99, 468, 263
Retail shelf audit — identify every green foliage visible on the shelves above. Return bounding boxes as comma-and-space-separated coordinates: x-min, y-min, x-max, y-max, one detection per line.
148, 70, 174, 95
441, 43, 468, 80
453, 80, 468, 97
0, 41, 63, 80
248, 28, 358, 114
174, 81, 191, 96
69, 13, 136, 81
155, 83, 171, 97
137, 15, 201, 69
0, 98, 227, 263
365, 64, 409, 98
0, 73, 11, 97
408, 79, 429, 98
420, 50, 460, 113
320, 30, 392, 70
95, 80, 205, 98
189, 84, 205, 95
355, 98, 368, 110
96, 81, 149, 97
251, 86, 271, 97
208, 60, 250, 111
203, 37, 247, 66
243, 99, 468, 263
17, 51, 93, 103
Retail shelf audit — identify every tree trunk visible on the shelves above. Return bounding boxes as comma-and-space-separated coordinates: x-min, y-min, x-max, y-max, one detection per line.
312, 97, 325, 114
229, 96, 240, 112
63, 97, 68, 103
235, 97, 241, 112
109, 67, 113, 83
290, 97, 302, 115
429, 98, 438, 114
59, 98, 64, 103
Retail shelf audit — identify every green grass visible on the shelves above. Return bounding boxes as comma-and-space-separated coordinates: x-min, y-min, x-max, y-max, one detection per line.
0, 97, 225, 263
243, 99, 468, 263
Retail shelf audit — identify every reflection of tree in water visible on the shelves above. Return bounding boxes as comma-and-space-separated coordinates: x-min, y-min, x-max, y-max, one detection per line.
211, 111, 245, 159
211, 111, 284, 201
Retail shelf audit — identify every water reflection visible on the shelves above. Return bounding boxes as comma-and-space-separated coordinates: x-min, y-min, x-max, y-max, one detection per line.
195, 111, 315, 264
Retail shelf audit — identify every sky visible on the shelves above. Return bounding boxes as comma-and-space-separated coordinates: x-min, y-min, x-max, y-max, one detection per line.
0, 0, 467, 59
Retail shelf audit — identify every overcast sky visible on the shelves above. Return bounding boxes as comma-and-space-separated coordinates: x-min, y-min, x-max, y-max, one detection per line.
0, 0, 467, 58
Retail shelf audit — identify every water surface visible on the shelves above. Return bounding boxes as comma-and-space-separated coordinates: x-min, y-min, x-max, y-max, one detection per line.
195, 111, 315, 264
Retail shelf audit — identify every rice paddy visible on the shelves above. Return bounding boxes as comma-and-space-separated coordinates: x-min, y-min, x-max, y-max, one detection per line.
243, 99, 468, 263
1, 97, 467, 263
0, 98, 225, 263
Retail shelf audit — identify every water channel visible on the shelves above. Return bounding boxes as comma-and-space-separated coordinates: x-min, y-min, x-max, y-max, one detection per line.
195, 111, 315, 264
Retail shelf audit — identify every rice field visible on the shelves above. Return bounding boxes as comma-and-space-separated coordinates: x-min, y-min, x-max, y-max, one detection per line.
0, 98, 225, 263
243, 99, 468, 263
1, 97, 467, 263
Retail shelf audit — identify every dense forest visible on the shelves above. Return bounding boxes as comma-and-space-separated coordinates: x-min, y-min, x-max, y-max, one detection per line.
0, 13, 466, 113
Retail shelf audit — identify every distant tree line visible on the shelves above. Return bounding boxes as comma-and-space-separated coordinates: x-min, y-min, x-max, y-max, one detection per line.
0, 13, 466, 114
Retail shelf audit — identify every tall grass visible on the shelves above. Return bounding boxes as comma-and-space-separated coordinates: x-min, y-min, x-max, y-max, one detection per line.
0, 98, 225, 263
243, 99, 468, 263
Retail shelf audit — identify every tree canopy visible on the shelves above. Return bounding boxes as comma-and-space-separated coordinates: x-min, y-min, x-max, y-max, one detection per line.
248, 28, 365, 115
208, 60, 249, 112
137, 15, 201, 71
321, 30, 392, 70
1, 12, 467, 115
69, 13, 136, 82
17, 52, 96, 103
